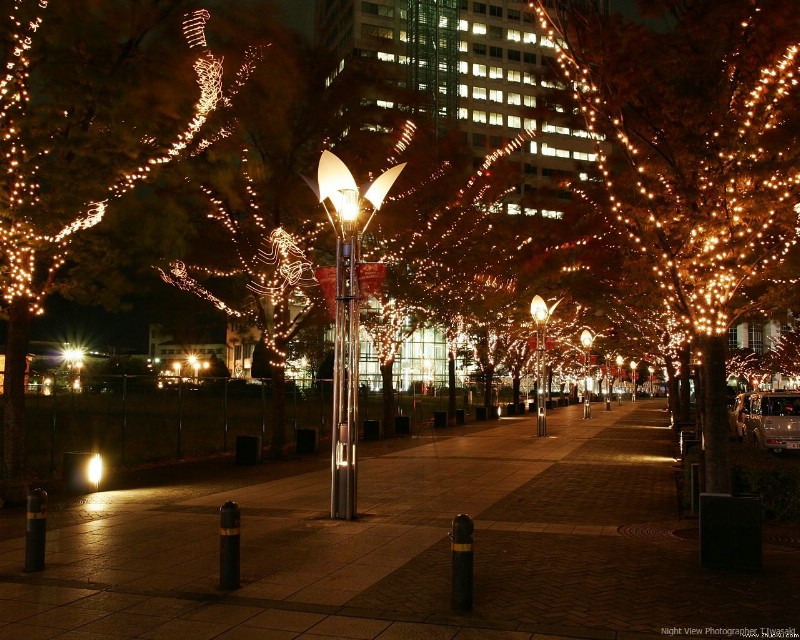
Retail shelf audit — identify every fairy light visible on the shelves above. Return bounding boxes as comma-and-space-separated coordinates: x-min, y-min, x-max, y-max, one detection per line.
531, 1, 800, 340
1, 6, 252, 316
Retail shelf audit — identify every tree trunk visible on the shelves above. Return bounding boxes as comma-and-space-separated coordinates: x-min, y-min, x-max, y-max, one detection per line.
679, 343, 692, 423
269, 360, 286, 457
512, 373, 521, 407
665, 354, 681, 436
2, 298, 31, 505
381, 361, 395, 437
483, 364, 494, 409
698, 333, 731, 493
447, 350, 456, 424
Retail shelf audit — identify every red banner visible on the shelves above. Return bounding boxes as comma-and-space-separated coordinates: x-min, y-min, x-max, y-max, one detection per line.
315, 266, 337, 320
315, 263, 386, 321
358, 262, 386, 301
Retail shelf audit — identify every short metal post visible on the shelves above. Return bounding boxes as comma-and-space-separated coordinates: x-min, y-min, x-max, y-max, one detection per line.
450, 513, 474, 611
219, 501, 240, 590
25, 488, 47, 572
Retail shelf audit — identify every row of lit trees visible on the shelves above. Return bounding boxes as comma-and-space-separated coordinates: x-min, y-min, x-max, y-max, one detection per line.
532, 0, 800, 492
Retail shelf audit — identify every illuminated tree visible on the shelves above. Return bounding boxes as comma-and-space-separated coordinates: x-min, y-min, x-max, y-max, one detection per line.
0, 1, 250, 502
534, 0, 800, 492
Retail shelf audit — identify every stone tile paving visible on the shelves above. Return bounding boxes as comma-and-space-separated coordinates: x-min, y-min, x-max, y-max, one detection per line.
345, 406, 800, 637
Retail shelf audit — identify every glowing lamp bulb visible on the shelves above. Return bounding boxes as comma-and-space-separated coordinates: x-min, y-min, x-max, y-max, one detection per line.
333, 189, 360, 223
530, 295, 548, 323
580, 329, 594, 348
616, 355, 624, 366
88, 454, 103, 487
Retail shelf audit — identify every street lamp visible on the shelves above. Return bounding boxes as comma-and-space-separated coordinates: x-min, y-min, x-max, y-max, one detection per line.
615, 354, 624, 405
630, 360, 638, 402
604, 354, 612, 411
580, 329, 594, 419
530, 295, 560, 437
307, 150, 406, 520
648, 365, 655, 397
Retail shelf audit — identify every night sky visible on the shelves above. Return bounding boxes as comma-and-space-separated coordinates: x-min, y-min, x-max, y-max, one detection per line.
275, 0, 314, 39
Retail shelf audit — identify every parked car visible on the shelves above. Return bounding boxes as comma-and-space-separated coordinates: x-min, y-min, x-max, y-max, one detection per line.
729, 392, 752, 441
745, 391, 800, 452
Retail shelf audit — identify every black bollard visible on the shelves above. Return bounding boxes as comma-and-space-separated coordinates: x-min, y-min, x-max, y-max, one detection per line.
450, 513, 474, 611
25, 488, 48, 572
219, 500, 240, 590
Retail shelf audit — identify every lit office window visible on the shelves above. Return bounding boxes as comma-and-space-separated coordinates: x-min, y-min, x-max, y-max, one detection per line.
507, 29, 521, 42
524, 117, 536, 129
489, 89, 503, 102
523, 72, 535, 85
524, 207, 537, 216
542, 209, 564, 219
728, 326, 739, 350
489, 66, 503, 79
460, 60, 469, 73
473, 22, 487, 35
573, 151, 597, 161
459, 84, 469, 97
489, 112, 503, 125
523, 32, 536, 44
459, 40, 468, 52
508, 203, 521, 215
507, 70, 521, 82
508, 92, 521, 105
459, 19, 469, 30
473, 86, 487, 100
459, 107, 469, 119
507, 115, 521, 128
524, 95, 536, 107
473, 110, 487, 123
473, 63, 487, 77
529, 141, 538, 153
377, 52, 395, 62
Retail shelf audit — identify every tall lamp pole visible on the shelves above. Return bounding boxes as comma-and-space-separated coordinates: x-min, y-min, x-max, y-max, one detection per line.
604, 353, 612, 411
580, 329, 594, 419
630, 360, 638, 402
307, 151, 406, 520
615, 354, 624, 405
530, 295, 560, 437
648, 366, 655, 397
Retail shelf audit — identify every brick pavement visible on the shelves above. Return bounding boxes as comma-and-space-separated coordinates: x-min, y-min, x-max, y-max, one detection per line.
0, 399, 798, 640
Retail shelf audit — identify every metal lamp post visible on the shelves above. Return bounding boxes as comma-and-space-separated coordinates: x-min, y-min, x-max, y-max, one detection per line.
530, 295, 560, 437
306, 150, 405, 520
615, 354, 624, 405
604, 354, 612, 411
648, 366, 655, 397
580, 329, 594, 419
630, 360, 638, 402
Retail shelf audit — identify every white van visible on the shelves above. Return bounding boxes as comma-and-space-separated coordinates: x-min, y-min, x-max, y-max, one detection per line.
746, 392, 800, 452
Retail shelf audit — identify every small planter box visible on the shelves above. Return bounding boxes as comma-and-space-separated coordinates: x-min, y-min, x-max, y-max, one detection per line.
700, 493, 762, 569
235, 435, 262, 465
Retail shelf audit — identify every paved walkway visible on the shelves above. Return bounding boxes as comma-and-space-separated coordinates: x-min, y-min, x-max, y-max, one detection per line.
0, 399, 798, 640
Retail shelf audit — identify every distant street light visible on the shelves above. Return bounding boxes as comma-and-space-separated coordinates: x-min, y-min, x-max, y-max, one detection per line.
530, 295, 560, 437
580, 329, 594, 419
615, 355, 624, 405
649, 365, 655, 397
306, 150, 405, 520
604, 354, 612, 411
630, 360, 639, 402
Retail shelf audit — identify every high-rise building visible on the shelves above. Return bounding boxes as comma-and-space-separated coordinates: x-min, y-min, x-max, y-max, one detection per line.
314, 0, 608, 218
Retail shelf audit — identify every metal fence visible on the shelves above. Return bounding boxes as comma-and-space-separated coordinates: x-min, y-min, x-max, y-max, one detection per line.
16, 374, 476, 479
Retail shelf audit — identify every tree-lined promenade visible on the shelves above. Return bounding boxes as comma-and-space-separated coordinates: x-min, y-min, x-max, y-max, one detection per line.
2, 0, 800, 521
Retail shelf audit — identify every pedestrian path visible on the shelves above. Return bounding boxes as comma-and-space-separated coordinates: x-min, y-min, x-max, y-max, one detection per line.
0, 400, 798, 640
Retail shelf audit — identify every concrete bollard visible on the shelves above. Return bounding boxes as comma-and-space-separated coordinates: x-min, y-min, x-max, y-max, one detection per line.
219, 500, 240, 590
450, 513, 474, 611
25, 488, 47, 572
